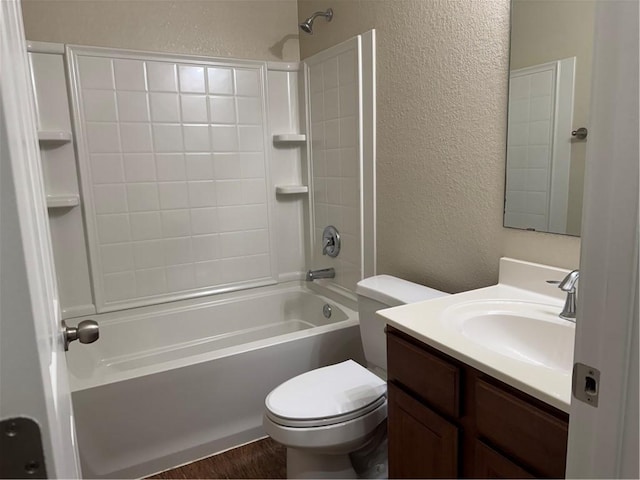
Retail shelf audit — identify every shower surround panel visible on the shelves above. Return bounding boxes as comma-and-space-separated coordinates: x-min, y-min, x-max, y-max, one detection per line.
68, 47, 276, 312
306, 37, 363, 293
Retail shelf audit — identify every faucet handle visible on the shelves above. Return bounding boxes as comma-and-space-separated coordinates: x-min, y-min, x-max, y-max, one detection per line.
546, 270, 580, 292
558, 270, 580, 292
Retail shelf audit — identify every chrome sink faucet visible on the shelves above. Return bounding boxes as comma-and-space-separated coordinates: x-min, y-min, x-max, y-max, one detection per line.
548, 270, 580, 321
306, 268, 335, 281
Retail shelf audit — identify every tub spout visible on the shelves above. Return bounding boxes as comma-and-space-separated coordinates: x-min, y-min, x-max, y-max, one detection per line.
306, 268, 335, 281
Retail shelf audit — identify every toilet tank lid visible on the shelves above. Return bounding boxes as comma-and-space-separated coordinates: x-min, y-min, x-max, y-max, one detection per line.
356, 275, 448, 306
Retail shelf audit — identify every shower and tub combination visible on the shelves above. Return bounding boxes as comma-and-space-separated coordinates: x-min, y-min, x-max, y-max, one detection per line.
28, 19, 376, 479
67, 284, 363, 478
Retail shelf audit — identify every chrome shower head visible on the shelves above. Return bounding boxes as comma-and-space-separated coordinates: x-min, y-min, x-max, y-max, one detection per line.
299, 8, 333, 35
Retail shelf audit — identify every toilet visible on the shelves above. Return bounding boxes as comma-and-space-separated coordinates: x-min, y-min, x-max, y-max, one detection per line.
263, 275, 448, 479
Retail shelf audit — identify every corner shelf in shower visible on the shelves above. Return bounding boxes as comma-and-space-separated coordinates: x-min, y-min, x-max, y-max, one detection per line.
275, 185, 309, 195
38, 130, 73, 144
273, 133, 306, 144
46, 194, 80, 209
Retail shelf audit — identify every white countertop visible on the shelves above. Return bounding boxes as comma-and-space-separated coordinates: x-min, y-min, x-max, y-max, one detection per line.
377, 258, 575, 413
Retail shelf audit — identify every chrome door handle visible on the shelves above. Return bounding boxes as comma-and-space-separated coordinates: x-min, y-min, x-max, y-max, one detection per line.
571, 127, 588, 139
63, 320, 99, 351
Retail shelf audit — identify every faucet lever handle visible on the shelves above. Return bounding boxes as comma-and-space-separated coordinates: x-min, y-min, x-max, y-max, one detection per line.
558, 269, 580, 292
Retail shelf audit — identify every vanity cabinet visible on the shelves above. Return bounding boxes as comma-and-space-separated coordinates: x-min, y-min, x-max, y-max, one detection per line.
386, 326, 569, 479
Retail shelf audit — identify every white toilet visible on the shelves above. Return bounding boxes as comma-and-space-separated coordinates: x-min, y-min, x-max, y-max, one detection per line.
263, 275, 448, 479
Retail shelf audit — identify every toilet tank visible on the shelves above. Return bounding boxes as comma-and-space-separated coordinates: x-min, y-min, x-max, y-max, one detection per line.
356, 275, 448, 376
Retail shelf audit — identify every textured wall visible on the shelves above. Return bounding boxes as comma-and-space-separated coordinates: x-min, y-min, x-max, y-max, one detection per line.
22, 0, 300, 61
298, 0, 580, 293
511, 0, 595, 236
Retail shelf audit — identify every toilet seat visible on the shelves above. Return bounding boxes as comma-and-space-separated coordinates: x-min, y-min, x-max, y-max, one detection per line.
265, 360, 386, 428
263, 399, 388, 454
266, 395, 386, 428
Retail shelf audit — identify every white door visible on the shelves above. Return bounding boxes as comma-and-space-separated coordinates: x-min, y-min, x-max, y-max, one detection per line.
565, 0, 639, 478
0, 1, 81, 478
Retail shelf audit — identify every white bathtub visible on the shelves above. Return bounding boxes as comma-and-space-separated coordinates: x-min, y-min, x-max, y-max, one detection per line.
65, 282, 364, 479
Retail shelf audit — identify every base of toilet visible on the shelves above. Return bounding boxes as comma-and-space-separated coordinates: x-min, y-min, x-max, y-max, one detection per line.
283, 422, 388, 479
287, 448, 357, 479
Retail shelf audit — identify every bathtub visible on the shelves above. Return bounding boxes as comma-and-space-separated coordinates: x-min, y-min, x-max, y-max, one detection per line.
65, 282, 364, 479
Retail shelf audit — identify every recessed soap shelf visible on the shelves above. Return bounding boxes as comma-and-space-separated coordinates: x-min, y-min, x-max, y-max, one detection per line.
275, 185, 309, 195
273, 133, 306, 144
38, 130, 72, 144
46, 194, 80, 209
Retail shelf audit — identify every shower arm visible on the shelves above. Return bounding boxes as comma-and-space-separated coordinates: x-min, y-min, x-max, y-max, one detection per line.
308, 9, 333, 21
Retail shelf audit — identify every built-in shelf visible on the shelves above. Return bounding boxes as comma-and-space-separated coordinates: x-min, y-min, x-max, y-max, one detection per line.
28, 41, 65, 55
273, 133, 306, 143
275, 185, 309, 195
38, 130, 72, 144
46, 194, 80, 209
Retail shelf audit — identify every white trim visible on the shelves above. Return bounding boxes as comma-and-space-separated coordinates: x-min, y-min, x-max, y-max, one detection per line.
66, 43, 268, 69
356, 35, 365, 281
277, 272, 305, 283
565, 0, 639, 477
361, 30, 376, 278
302, 61, 314, 270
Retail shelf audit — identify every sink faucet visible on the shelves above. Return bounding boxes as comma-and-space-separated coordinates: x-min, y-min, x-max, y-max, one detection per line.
306, 268, 335, 281
554, 270, 580, 321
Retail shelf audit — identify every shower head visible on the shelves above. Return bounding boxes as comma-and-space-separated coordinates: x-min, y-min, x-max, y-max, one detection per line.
299, 8, 333, 35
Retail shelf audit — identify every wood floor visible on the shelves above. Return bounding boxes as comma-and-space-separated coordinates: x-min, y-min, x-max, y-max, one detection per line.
149, 438, 286, 479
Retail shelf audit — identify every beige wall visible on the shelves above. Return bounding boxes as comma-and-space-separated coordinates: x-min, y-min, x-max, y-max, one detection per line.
510, 0, 595, 236
23, 0, 583, 293
298, 0, 580, 293
22, 0, 300, 61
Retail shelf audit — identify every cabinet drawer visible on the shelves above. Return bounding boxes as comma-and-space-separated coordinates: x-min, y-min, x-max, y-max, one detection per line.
387, 331, 460, 418
475, 379, 568, 477
474, 440, 535, 478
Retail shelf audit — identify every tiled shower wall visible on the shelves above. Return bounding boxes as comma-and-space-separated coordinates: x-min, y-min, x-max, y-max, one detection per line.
31, 40, 369, 315
505, 65, 556, 232
307, 37, 362, 293
70, 48, 277, 312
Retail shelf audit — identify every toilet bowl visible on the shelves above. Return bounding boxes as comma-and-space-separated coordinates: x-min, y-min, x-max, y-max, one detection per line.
263, 275, 448, 479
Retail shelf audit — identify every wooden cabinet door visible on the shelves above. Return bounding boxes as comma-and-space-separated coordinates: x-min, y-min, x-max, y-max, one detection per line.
475, 379, 568, 477
388, 383, 458, 479
474, 440, 535, 478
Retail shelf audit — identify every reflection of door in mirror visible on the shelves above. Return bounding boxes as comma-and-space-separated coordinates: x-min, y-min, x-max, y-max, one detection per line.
505, 0, 595, 236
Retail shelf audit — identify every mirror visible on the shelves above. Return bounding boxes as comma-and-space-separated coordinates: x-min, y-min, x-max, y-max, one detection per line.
504, 0, 595, 236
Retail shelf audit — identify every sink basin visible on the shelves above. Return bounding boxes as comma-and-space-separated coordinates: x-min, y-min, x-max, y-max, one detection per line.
441, 300, 575, 373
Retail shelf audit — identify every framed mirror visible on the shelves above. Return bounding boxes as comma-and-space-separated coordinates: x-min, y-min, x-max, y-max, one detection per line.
504, 0, 595, 236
